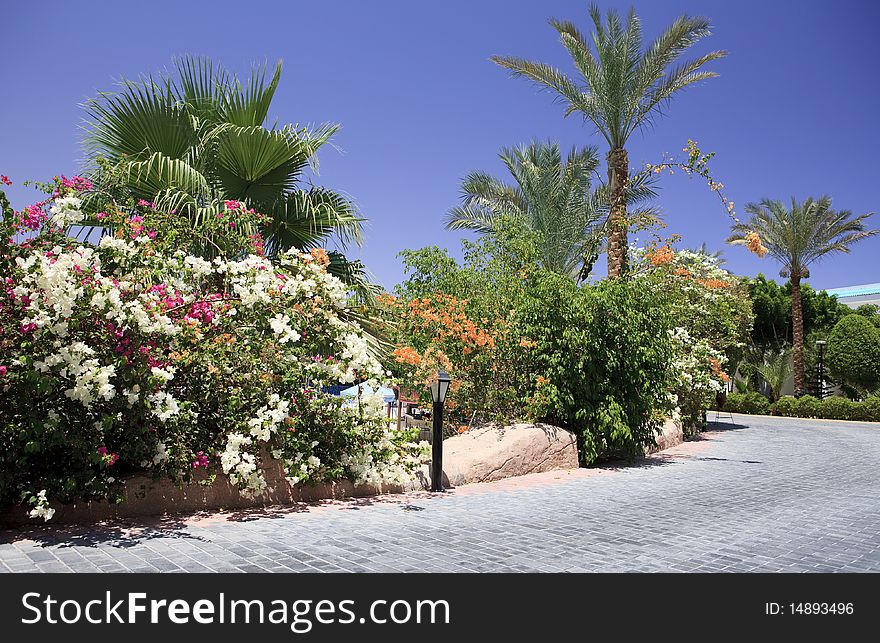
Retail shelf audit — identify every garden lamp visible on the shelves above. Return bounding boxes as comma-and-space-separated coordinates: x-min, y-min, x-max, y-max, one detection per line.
429, 369, 451, 492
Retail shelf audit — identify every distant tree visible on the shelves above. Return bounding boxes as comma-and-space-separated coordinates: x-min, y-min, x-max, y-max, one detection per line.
445, 142, 604, 280
826, 315, 880, 397
747, 275, 850, 353
852, 304, 880, 329
730, 198, 878, 395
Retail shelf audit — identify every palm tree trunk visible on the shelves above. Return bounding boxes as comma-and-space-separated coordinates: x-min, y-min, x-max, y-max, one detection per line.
790, 273, 805, 396
606, 148, 629, 278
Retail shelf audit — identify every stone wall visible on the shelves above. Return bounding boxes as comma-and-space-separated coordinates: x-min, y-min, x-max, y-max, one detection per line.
1, 420, 683, 526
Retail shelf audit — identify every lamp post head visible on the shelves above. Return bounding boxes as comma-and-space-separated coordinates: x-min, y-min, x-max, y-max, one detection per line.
815, 340, 827, 346
430, 369, 452, 404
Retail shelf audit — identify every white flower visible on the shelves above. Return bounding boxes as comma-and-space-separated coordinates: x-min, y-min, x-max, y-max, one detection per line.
268, 313, 301, 344
48, 195, 85, 228
148, 391, 180, 422
27, 489, 55, 522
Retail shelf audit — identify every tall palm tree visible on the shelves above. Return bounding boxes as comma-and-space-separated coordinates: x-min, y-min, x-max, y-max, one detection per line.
491, 5, 726, 278
729, 197, 878, 395
444, 141, 656, 280
82, 57, 366, 281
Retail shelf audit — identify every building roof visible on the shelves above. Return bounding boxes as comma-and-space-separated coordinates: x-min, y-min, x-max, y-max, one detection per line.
825, 282, 880, 299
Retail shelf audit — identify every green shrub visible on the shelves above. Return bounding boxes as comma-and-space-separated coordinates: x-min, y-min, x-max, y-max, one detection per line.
796, 395, 822, 418
724, 391, 771, 415
852, 396, 880, 422
772, 396, 798, 417
518, 272, 677, 464
819, 396, 856, 420
827, 315, 880, 394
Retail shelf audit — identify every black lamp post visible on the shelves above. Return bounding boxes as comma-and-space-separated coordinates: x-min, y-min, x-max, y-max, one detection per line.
429, 369, 451, 492
815, 340, 827, 400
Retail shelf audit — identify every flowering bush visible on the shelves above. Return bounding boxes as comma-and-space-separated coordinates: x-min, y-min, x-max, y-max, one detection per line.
632, 243, 753, 431
389, 224, 538, 427
391, 223, 678, 462
0, 177, 425, 519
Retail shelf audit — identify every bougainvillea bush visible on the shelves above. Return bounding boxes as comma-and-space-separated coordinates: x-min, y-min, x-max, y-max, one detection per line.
0, 177, 425, 521
631, 243, 753, 431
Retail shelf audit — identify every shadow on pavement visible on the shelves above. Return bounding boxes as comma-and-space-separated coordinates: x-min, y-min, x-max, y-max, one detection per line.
0, 513, 205, 548
705, 420, 751, 432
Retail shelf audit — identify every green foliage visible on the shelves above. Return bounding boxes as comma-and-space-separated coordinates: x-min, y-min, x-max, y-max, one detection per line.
491, 5, 726, 150
739, 392, 880, 422
796, 395, 822, 418
747, 274, 851, 352
391, 221, 677, 463
724, 392, 771, 415
444, 141, 606, 280
772, 396, 799, 417
518, 273, 676, 464
852, 396, 880, 422
819, 396, 857, 421
82, 56, 367, 285
826, 315, 880, 395
761, 394, 880, 422
756, 350, 792, 402
853, 304, 880, 329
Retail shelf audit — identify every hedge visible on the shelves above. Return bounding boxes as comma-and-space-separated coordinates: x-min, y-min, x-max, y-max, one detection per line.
723, 393, 880, 422
723, 392, 771, 415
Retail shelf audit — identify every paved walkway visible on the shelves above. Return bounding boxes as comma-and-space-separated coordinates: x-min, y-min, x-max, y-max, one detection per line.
2, 414, 879, 573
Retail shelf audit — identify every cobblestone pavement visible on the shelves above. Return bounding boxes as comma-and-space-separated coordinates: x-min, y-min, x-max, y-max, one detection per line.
2, 414, 880, 573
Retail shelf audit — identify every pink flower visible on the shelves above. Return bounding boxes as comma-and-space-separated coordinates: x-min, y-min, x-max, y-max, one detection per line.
20, 323, 36, 334
19, 204, 47, 231
224, 200, 241, 210
97, 446, 119, 467
192, 451, 209, 469
60, 175, 93, 192
1, 175, 11, 186
0, 366, 7, 376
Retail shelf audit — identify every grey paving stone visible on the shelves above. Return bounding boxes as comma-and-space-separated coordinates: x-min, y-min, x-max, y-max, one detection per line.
2, 414, 880, 572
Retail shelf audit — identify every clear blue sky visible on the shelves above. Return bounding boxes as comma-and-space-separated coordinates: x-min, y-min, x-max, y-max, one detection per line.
2, 0, 878, 291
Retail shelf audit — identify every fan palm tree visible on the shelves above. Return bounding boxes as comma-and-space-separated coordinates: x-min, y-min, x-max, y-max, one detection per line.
491, 5, 726, 278
444, 140, 656, 280
81, 56, 368, 289
729, 197, 878, 395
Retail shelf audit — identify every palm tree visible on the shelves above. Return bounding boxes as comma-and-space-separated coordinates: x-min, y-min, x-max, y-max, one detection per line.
445, 141, 605, 280
729, 197, 878, 395
491, 5, 726, 278
755, 349, 792, 403
82, 57, 366, 282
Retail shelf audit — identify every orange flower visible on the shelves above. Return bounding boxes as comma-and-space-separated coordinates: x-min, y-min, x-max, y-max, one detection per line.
536, 375, 549, 387
709, 358, 729, 382
519, 338, 537, 348
393, 346, 422, 366
648, 245, 675, 266
457, 426, 468, 434
377, 293, 397, 306
697, 278, 730, 289
309, 247, 331, 268
745, 231, 768, 258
